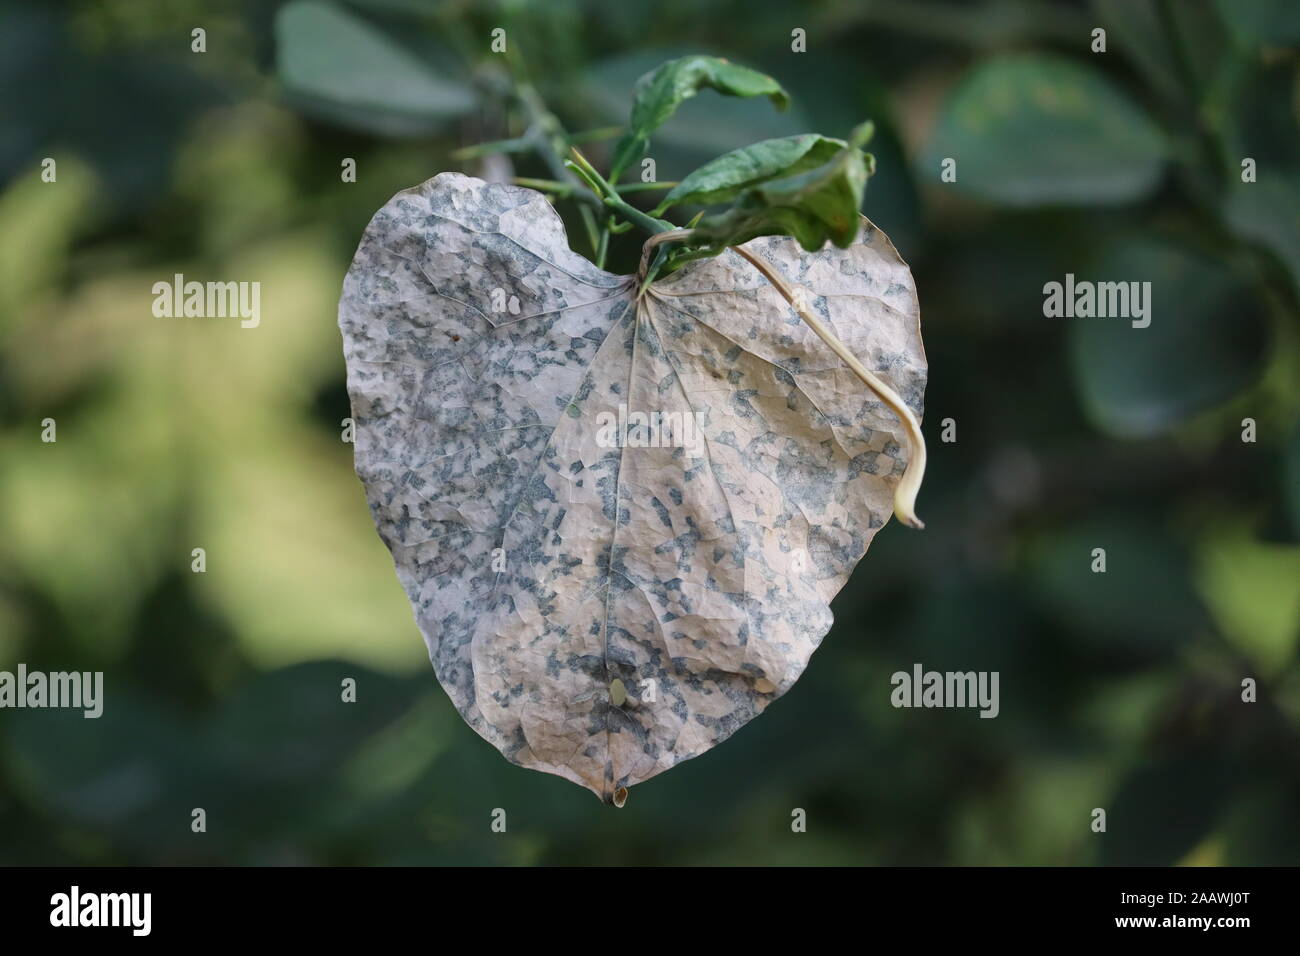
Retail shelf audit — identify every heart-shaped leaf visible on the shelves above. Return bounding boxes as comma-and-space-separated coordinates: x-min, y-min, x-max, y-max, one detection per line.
339, 173, 925, 803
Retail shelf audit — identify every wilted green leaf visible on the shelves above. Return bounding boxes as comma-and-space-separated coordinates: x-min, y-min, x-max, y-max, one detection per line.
275, 0, 475, 136
609, 55, 789, 179
657, 132, 866, 211
686, 131, 872, 253
1070, 239, 1269, 438
770, 51, 921, 256
585, 51, 810, 181
925, 53, 1167, 205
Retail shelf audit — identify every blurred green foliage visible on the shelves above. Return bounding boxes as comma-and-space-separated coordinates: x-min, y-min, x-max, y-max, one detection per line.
1, 0, 1298, 866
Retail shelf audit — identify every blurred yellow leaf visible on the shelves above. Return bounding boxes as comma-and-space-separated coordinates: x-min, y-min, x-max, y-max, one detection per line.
1196, 527, 1300, 675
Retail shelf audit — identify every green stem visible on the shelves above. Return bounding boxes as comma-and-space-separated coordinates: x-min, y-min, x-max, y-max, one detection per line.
595, 218, 612, 269
577, 205, 601, 258
452, 135, 536, 160
493, 57, 676, 244
636, 228, 694, 293
569, 126, 623, 144
617, 181, 679, 193
506, 80, 670, 242
512, 177, 575, 196
569, 147, 676, 236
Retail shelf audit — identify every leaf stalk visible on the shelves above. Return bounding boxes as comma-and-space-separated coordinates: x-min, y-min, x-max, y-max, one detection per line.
728, 243, 927, 529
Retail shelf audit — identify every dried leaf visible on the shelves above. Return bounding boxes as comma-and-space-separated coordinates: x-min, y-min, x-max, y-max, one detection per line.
339, 173, 925, 803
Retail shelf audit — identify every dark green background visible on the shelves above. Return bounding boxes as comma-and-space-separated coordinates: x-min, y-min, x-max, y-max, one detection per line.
2, 0, 1298, 865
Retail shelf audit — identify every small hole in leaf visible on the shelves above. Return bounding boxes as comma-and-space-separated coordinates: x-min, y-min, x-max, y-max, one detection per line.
612, 787, 628, 808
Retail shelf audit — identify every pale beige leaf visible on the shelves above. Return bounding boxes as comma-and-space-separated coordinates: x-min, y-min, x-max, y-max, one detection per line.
340, 172, 925, 803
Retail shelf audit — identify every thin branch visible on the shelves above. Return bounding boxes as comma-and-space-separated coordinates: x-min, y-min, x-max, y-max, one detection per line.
569, 147, 676, 237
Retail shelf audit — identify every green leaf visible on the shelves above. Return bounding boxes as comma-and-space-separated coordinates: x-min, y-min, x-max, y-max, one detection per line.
585, 51, 811, 182
1225, 176, 1300, 298
609, 55, 790, 180
771, 51, 922, 256
1287, 419, 1300, 539
4, 693, 219, 854
207, 662, 418, 783
1094, 0, 1233, 109
684, 133, 871, 253
1090, 0, 1187, 105
1026, 516, 1207, 660
1223, 785, 1300, 865
274, 0, 475, 137
1214, 0, 1300, 43
1070, 238, 1270, 438
1101, 748, 1236, 865
657, 132, 864, 212
1219, 63, 1300, 298
925, 53, 1167, 206
1195, 529, 1300, 676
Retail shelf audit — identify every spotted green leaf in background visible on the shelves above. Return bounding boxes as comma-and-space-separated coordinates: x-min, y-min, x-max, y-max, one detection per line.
275, 0, 475, 136
925, 53, 1167, 206
1069, 239, 1270, 438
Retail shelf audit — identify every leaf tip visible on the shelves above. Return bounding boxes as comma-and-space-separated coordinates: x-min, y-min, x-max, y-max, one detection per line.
849, 120, 875, 148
